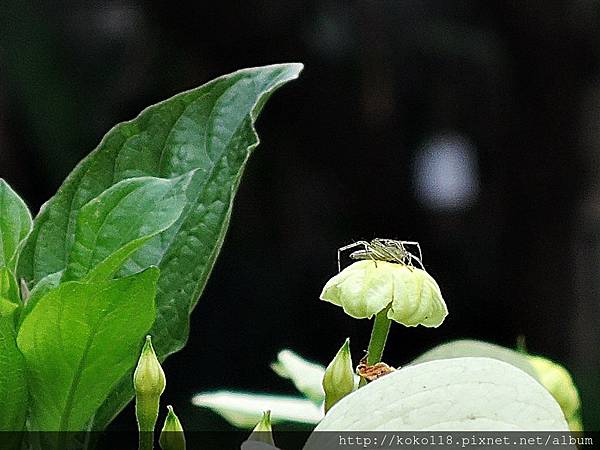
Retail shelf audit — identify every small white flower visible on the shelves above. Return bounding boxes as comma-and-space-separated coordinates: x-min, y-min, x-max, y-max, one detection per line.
320, 260, 447, 327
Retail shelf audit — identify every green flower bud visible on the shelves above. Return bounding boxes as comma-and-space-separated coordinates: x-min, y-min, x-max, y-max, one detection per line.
134, 335, 166, 434
247, 411, 275, 446
134, 335, 166, 397
323, 338, 355, 413
527, 355, 582, 430
320, 260, 447, 327
159, 405, 186, 450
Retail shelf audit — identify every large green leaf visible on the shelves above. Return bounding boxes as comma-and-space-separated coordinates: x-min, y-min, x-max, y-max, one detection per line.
63, 174, 192, 282
18, 63, 301, 350
0, 304, 27, 440
304, 357, 569, 448
0, 179, 32, 273
17, 63, 302, 428
16, 268, 159, 433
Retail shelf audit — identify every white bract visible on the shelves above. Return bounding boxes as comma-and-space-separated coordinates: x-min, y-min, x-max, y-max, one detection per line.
412, 339, 582, 431
270, 350, 325, 404
320, 260, 447, 327
303, 357, 569, 449
192, 391, 323, 428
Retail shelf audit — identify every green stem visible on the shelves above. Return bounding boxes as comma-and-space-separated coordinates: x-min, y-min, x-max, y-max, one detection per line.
360, 306, 392, 387
367, 306, 392, 365
136, 394, 159, 450
139, 431, 154, 450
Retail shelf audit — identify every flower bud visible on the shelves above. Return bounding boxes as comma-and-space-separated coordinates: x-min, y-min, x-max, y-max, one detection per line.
134, 335, 166, 433
322, 338, 355, 413
159, 405, 186, 450
527, 355, 582, 431
320, 260, 447, 327
247, 411, 275, 446
134, 335, 166, 397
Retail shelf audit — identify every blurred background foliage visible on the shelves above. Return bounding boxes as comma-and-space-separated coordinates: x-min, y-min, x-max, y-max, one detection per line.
1, 0, 599, 431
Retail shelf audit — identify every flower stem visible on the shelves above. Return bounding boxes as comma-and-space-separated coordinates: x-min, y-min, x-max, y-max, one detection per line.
367, 306, 392, 364
139, 431, 154, 450
137, 394, 159, 450
359, 306, 392, 387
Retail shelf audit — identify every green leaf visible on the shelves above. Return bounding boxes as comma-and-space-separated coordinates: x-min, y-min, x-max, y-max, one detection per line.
16, 268, 159, 432
304, 357, 568, 448
0, 179, 32, 273
16, 271, 62, 328
0, 303, 28, 442
0, 267, 20, 304
16, 63, 303, 428
63, 174, 192, 282
0, 297, 18, 317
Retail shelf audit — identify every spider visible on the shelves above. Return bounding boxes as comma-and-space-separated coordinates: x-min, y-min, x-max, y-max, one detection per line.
337, 238, 424, 272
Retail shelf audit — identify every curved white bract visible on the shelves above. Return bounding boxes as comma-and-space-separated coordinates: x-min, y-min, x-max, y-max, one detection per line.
192, 391, 323, 428
303, 357, 568, 449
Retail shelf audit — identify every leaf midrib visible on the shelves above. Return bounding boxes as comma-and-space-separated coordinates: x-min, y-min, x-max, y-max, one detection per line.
58, 297, 104, 431
84, 184, 151, 275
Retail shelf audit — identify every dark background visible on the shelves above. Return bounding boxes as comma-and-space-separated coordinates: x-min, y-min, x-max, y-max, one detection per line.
1, 0, 599, 432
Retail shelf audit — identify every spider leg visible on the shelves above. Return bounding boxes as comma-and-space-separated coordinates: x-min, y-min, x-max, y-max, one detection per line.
338, 241, 370, 271
408, 252, 425, 270
401, 241, 423, 265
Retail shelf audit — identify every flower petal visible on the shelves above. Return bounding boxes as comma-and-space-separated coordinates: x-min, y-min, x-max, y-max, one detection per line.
387, 266, 447, 327
320, 261, 395, 319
